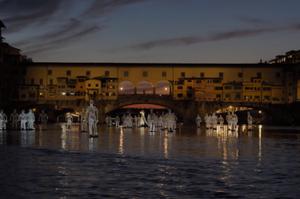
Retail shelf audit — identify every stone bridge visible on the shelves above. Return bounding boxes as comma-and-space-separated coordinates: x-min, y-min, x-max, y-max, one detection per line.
96, 95, 272, 123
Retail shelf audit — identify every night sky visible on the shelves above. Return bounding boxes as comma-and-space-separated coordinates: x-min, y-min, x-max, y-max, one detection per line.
1, 0, 300, 63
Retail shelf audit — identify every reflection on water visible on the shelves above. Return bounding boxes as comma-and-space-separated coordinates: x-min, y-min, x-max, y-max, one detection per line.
2, 124, 299, 160
1, 124, 300, 198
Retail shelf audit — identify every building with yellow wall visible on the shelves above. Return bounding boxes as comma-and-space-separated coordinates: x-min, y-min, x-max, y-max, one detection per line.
19, 62, 298, 107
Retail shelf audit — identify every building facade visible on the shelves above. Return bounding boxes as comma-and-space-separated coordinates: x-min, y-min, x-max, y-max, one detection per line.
19, 62, 300, 110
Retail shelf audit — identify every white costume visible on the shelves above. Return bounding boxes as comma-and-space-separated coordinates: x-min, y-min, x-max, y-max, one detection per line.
196, 114, 201, 128
19, 110, 27, 130
166, 109, 176, 132
80, 108, 88, 132
86, 100, 98, 137
26, 109, 35, 130
65, 113, 73, 130
247, 112, 253, 125
148, 110, 156, 132
139, 110, 148, 127
115, 116, 120, 128
0, 110, 7, 130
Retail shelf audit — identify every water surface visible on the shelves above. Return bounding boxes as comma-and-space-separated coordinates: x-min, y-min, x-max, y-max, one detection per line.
0, 125, 300, 198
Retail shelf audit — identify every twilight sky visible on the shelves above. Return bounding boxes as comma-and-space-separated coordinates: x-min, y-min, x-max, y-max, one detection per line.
1, 0, 300, 63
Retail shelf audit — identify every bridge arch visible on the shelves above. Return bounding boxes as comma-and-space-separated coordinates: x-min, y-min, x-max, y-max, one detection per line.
103, 95, 184, 120
136, 81, 154, 94
155, 80, 171, 95
119, 80, 135, 95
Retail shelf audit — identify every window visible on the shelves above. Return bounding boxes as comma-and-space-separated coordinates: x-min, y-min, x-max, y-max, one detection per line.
48, 70, 52, 75
105, 71, 110, 77
124, 71, 129, 77
238, 72, 243, 78
66, 70, 71, 76
181, 72, 185, 77
142, 71, 148, 77
39, 79, 43, 85
31, 78, 34, 84
177, 86, 183, 89
162, 71, 167, 77
49, 79, 53, 85
86, 71, 91, 76
200, 72, 205, 78
219, 72, 224, 78
215, 86, 223, 90
88, 84, 91, 87
95, 84, 99, 87
177, 94, 183, 98
257, 72, 262, 78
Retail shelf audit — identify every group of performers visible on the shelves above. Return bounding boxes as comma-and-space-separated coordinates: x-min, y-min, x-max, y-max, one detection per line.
104, 109, 177, 132
0, 109, 48, 131
195, 111, 253, 130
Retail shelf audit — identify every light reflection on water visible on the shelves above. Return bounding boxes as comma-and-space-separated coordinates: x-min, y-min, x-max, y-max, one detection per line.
1, 124, 300, 160
0, 124, 300, 198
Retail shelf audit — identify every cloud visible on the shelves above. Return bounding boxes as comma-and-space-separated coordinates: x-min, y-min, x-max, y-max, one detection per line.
82, 0, 143, 18
0, 0, 62, 32
238, 16, 270, 25
130, 23, 300, 50
0, 0, 147, 56
24, 25, 100, 55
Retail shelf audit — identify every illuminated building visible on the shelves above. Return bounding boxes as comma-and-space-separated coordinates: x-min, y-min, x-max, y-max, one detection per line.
19, 62, 299, 106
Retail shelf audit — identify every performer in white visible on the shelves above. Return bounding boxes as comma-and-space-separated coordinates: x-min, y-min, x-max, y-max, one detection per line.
65, 112, 73, 130
0, 110, 7, 130
86, 100, 99, 137
196, 114, 201, 128
218, 115, 224, 126
80, 108, 87, 132
19, 110, 27, 130
247, 112, 253, 126
115, 115, 120, 128
139, 110, 148, 127
10, 109, 19, 129
166, 109, 176, 132
26, 109, 35, 130
148, 109, 156, 132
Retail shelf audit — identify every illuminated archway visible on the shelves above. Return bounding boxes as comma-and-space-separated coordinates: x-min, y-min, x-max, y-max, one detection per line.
136, 81, 153, 94
119, 81, 135, 95
155, 81, 171, 95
